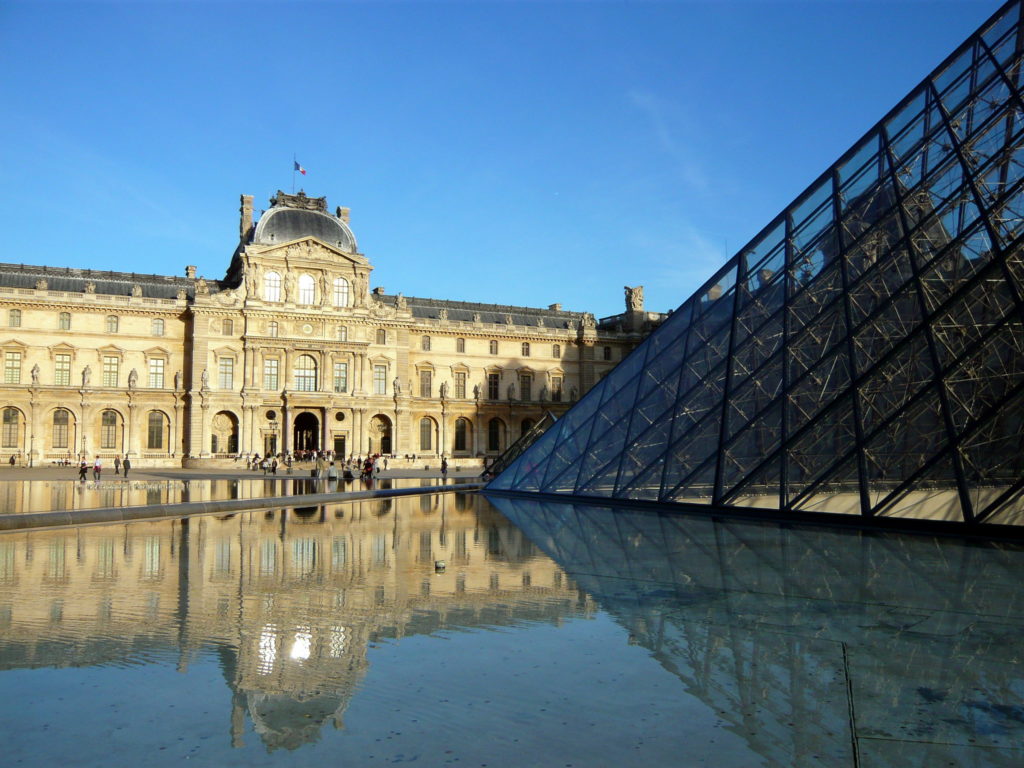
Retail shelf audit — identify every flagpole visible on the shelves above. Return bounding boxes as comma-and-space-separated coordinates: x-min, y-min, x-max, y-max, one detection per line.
292, 154, 296, 194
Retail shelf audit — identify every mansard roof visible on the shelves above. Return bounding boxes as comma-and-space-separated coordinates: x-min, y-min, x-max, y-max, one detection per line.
252, 191, 357, 252
375, 293, 590, 329
0, 262, 217, 300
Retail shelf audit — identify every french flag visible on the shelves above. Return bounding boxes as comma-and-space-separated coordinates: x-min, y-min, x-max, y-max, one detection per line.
294, 161, 307, 175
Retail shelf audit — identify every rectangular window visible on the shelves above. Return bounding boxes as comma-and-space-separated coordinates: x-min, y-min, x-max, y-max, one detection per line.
102, 356, 119, 387
8, 310, 21, 328
489, 340, 498, 354
552, 376, 563, 402
148, 358, 165, 388
373, 365, 387, 395
519, 374, 532, 401
552, 344, 560, 358
219, 357, 234, 390
376, 329, 386, 345
456, 338, 465, 353
454, 371, 466, 399
419, 370, 432, 398
422, 336, 431, 351
223, 319, 234, 336
4, 352, 21, 384
263, 359, 279, 390
337, 326, 348, 341
152, 318, 164, 336
487, 372, 499, 400
106, 316, 119, 334
52, 415, 69, 450
54, 354, 71, 386
333, 362, 348, 393
603, 346, 612, 361
59, 312, 71, 331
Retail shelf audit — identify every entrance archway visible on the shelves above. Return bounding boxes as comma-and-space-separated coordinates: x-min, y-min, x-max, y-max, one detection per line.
211, 411, 239, 455
369, 414, 392, 455
293, 412, 320, 452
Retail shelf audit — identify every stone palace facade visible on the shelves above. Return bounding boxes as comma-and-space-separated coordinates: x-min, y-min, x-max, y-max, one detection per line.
0, 191, 664, 466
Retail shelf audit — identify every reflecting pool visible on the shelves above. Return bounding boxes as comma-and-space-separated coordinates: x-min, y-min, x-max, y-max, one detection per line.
0, 475, 467, 514
1, 491, 1022, 766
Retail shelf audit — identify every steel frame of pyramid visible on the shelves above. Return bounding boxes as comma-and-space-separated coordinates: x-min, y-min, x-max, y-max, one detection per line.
488, 1, 1024, 531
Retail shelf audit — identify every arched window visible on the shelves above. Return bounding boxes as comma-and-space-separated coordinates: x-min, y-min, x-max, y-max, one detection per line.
521, 342, 530, 356
298, 274, 315, 304
59, 312, 71, 330
8, 309, 20, 327
420, 417, 434, 451
147, 411, 166, 451
264, 272, 282, 302
268, 321, 278, 337
456, 338, 465, 353
52, 409, 70, 449
337, 325, 348, 341
487, 418, 504, 452
100, 410, 118, 450
1, 408, 18, 448
106, 315, 119, 333
332, 277, 350, 307
454, 417, 469, 452
422, 335, 431, 351
295, 355, 317, 392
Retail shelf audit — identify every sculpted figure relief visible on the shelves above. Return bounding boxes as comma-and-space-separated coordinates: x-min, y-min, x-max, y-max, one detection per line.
507, 382, 516, 400
393, 377, 402, 395
473, 383, 481, 400
128, 368, 138, 389
174, 370, 183, 390
440, 381, 449, 399
82, 365, 91, 387
31, 364, 40, 385
284, 272, 296, 301
624, 285, 644, 312
201, 368, 209, 389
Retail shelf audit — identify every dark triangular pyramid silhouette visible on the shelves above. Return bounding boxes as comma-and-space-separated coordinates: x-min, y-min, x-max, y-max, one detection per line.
489, 0, 1024, 528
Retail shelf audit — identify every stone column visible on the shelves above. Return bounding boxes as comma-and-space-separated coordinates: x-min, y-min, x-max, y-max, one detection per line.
200, 401, 210, 458
173, 396, 183, 457
282, 400, 291, 456
127, 401, 137, 458
322, 406, 330, 452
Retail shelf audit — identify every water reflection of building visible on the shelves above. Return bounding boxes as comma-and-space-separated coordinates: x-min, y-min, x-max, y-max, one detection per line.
493, 497, 1024, 766
0, 493, 592, 750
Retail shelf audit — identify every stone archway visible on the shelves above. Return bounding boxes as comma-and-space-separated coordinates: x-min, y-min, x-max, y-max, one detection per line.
293, 411, 320, 452
368, 414, 392, 455
211, 411, 239, 455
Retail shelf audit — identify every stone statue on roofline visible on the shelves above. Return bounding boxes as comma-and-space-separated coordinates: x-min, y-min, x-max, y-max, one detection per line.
624, 285, 644, 312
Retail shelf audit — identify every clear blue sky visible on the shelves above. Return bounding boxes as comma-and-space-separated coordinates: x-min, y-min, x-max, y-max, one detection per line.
0, 0, 1003, 319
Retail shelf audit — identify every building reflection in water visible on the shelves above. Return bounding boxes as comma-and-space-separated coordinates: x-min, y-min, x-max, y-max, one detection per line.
0, 491, 592, 751
491, 496, 1024, 767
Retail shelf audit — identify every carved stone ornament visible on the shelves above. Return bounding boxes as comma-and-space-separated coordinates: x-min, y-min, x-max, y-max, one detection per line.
85, 282, 96, 294
270, 189, 327, 212
396, 293, 408, 310
195, 277, 210, 296
438, 308, 448, 321
128, 368, 138, 389
473, 312, 481, 323
537, 316, 545, 327
35, 279, 47, 291
31, 364, 40, 385
624, 285, 645, 312
131, 284, 143, 297
581, 313, 596, 328
176, 288, 188, 300
505, 313, 513, 325
370, 300, 396, 318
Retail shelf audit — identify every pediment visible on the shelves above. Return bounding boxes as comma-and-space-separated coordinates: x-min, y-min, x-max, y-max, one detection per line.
257, 238, 368, 267
98, 344, 126, 357
143, 345, 171, 359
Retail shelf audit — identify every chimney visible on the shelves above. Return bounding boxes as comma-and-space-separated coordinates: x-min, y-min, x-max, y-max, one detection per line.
336, 206, 350, 224
548, 303, 562, 312
185, 265, 197, 279
240, 194, 254, 241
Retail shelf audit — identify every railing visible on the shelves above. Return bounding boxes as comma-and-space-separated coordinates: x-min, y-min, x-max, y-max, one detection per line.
484, 411, 557, 479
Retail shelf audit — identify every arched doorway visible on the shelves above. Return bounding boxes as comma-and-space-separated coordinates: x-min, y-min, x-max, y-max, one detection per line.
293, 412, 320, 452
211, 411, 239, 455
369, 414, 392, 455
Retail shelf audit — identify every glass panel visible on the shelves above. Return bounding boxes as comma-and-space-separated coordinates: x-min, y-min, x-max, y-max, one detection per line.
791, 453, 862, 516
930, 275, 1016, 369
725, 359, 782, 441
847, 246, 916, 329
720, 402, 782, 494
616, 418, 673, 499
787, 303, 846, 383
723, 454, 782, 511
981, 2, 1021, 54
857, 332, 934, 438
788, 349, 852, 437
851, 283, 922, 376
944, 319, 1024, 432
862, 387, 948, 499
787, 395, 858, 500
958, 392, 1024, 494
874, 453, 964, 522
917, 224, 996, 310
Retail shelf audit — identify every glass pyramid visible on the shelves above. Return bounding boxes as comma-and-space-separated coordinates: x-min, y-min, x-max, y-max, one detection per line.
489, 0, 1024, 529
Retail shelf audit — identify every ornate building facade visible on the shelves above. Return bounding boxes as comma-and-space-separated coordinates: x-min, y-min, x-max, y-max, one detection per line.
0, 191, 663, 466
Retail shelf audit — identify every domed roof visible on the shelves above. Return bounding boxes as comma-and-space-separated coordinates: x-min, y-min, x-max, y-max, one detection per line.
252, 191, 357, 252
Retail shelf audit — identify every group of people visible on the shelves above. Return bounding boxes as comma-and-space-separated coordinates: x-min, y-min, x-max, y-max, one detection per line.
76, 455, 131, 481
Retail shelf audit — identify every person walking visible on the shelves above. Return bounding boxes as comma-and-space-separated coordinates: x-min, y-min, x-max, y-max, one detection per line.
441, 457, 448, 479
78, 458, 88, 482
93, 456, 102, 481
114, 456, 121, 475
122, 456, 131, 478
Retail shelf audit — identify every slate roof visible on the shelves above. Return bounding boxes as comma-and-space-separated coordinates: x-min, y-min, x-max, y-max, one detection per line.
376, 294, 587, 329
0, 262, 217, 300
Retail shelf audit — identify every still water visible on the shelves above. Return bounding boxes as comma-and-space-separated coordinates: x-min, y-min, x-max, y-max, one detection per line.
0, 491, 1022, 767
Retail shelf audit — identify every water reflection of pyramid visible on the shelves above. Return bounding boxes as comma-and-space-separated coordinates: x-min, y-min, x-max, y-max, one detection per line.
489, 1, 1024, 528
492, 496, 1024, 766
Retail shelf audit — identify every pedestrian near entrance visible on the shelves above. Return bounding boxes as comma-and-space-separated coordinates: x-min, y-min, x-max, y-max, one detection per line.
93, 456, 102, 481
78, 459, 88, 482
441, 457, 448, 478
122, 456, 131, 478
114, 456, 121, 475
